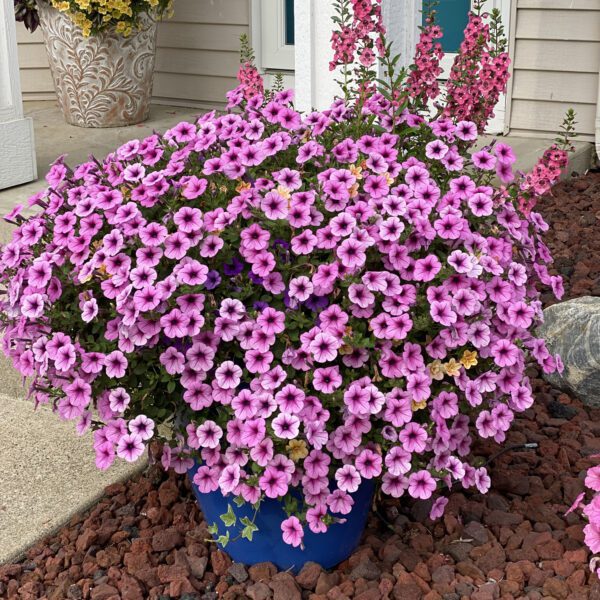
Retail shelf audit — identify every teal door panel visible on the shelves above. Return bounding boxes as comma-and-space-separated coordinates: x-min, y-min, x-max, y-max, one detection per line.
423, 0, 471, 53
285, 0, 295, 45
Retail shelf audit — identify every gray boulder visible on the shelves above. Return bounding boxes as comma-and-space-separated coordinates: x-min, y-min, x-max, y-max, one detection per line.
537, 296, 600, 408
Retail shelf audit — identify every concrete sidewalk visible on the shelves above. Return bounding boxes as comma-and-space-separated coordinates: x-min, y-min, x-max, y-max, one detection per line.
0, 101, 594, 565
0, 394, 145, 564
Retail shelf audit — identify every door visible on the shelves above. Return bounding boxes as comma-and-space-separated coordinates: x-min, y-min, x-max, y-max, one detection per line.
260, 0, 295, 72
428, 0, 471, 77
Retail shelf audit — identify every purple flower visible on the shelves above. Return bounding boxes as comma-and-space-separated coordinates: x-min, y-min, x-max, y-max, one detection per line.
223, 256, 244, 277
204, 270, 221, 290
305, 295, 329, 312
0, 27, 564, 545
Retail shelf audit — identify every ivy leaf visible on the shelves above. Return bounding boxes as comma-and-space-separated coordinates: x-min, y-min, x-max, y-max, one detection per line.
207, 522, 219, 536
233, 495, 245, 508
219, 504, 237, 528
216, 531, 230, 547
240, 517, 258, 541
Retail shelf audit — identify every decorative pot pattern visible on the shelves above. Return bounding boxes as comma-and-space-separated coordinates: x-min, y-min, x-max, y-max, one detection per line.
36, 2, 158, 128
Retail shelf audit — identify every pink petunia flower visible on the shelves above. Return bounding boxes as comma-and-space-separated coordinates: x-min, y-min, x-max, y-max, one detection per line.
281, 516, 304, 547
408, 470, 437, 500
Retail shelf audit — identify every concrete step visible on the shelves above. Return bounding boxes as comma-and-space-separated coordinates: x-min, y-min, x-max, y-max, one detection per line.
480, 134, 594, 179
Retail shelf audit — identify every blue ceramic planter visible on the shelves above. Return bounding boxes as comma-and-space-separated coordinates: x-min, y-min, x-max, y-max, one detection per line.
187, 463, 375, 572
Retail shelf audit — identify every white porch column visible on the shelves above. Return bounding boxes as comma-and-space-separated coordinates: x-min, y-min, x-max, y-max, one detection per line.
381, 0, 420, 71
294, 0, 342, 113
0, 0, 37, 190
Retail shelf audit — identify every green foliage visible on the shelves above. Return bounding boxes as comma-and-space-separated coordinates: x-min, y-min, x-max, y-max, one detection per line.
207, 522, 219, 536
240, 33, 256, 64
220, 504, 237, 528
556, 109, 577, 152
240, 517, 259, 541
489, 9, 507, 55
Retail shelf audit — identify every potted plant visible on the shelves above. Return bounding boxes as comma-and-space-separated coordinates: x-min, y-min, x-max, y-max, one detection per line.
14, 0, 172, 127
1, 0, 569, 572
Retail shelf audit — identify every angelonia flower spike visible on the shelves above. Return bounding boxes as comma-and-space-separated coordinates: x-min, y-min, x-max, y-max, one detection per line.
0, 0, 570, 547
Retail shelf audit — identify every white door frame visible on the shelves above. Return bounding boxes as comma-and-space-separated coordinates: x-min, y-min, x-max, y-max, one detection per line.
0, 0, 36, 190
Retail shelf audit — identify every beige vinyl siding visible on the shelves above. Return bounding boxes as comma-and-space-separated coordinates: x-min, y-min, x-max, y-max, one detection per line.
16, 0, 249, 109
16, 27, 54, 99
508, 1, 600, 142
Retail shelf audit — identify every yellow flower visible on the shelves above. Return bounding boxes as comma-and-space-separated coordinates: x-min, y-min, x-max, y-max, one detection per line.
349, 164, 363, 180
115, 21, 132, 35
52, 1, 71, 12
412, 399, 427, 412
428, 360, 445, 381
277, 185, 291, 200
460, 349, 478, 370
287, 440, 308, 461
444, 358, 462, 377
349, 183, 360, 198
384, 172, 395, 186
236, 181, 251, 193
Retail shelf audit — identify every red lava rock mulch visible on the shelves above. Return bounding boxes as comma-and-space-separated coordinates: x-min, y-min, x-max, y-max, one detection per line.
1, 171, 600, 600
541, 170, 600, 304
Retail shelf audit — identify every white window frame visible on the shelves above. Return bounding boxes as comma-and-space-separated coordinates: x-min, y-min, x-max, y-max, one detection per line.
257, 0, 295, 72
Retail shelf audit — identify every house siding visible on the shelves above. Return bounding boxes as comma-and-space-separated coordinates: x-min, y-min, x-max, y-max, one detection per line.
16, 0, 249, 109
508, 0, 600, 141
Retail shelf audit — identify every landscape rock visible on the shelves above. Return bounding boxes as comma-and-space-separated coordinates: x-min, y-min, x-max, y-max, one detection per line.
228, 562, 248, 583
151, 527, 184, 552
268, 572, 301, 600
249, 562, 277, 583
296, 561, 322, 590
538, 296, 600, 407
247, 581, 272, 600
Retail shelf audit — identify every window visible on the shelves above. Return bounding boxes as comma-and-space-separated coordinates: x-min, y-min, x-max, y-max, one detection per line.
260, 0, 295, 72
